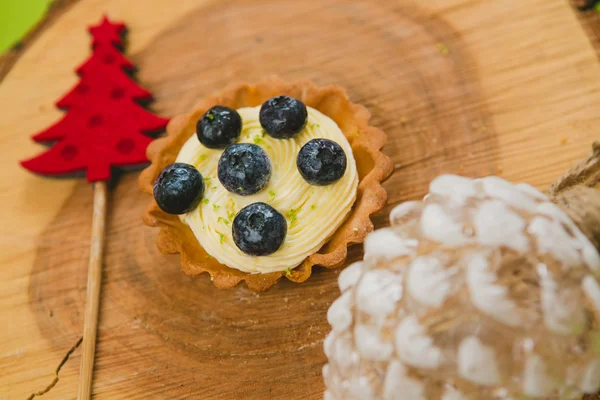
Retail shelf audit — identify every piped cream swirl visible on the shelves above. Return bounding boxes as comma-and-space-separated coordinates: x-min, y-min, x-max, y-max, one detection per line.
176, 106, 358, 273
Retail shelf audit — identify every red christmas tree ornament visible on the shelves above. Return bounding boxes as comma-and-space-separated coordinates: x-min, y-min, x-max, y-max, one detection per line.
20, 16, 169, 400
21, 15, 168, 182
88, 16, 126, 48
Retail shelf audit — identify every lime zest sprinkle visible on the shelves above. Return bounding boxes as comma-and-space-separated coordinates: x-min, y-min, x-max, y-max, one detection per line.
198, 154, 207, 162
285, 268, 292, 277
212, 186, 217, 190
354, 131, 360, 137
207, 113, 215, 120
217, 217, 230, 226
202, 198, 209, 204
287, 208, 299, 224
310, 123, 320, 129
227, 211, 236, 221
226, 198, 236, 216
212, 204, 220, 211
217, 231, 225, 244
253, 135, 264, 145
268, 189, 276, 200
436, 42, 449, 56
310, 204, 317, 210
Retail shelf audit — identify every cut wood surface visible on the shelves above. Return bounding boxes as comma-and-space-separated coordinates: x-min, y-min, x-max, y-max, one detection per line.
1, 0, 600, 398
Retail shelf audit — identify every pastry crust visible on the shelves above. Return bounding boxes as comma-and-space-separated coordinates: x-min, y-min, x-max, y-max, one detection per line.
139, 76, 393, 291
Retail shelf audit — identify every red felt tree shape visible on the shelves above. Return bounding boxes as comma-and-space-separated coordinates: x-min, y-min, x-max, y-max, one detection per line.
20, 16, 170, 399
21, 16, 169, 182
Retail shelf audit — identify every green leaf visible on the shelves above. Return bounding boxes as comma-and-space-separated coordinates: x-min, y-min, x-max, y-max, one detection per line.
0, 0, 52, 53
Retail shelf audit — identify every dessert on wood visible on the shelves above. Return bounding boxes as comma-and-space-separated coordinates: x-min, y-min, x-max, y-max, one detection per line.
139, 77, 393, 291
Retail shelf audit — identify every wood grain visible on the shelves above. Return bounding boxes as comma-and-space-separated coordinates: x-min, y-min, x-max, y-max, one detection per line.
2, 0, 600, 399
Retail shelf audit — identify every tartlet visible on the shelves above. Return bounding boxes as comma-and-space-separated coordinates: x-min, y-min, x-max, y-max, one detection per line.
139, 77, 393, 291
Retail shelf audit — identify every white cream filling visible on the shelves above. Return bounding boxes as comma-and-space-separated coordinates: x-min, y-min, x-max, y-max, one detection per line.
175, 106, 358, 273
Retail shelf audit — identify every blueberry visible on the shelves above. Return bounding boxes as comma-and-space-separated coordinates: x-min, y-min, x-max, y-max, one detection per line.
297, 138, 347, 186
233, 202, 287, 256
154, 163, 205, 214
259, 95, 307, 139
196, 106, 242, 148
218, 144, 271, 195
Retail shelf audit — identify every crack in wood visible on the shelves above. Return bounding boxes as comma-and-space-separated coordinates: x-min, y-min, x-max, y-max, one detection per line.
26, 337, 83, 400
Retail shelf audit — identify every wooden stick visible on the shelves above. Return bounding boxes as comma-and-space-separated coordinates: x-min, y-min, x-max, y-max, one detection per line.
77, 181, 108, 400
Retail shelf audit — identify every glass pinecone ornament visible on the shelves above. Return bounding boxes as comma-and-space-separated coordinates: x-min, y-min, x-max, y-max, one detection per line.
324, 174, 600, 400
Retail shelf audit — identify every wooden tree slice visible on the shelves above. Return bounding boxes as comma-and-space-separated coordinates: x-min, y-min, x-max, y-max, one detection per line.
8, 0, 600, 398
28, 0, 497, 398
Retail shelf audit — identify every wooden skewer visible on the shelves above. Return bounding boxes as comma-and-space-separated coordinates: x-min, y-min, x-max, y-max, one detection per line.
77, 181, 108, 400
